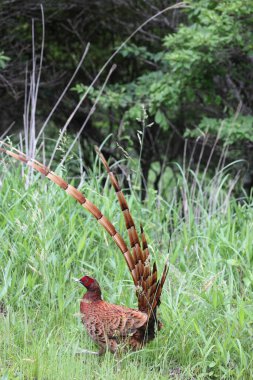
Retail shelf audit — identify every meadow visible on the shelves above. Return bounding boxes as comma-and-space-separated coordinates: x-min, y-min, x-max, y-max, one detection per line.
0, 154, 253, 379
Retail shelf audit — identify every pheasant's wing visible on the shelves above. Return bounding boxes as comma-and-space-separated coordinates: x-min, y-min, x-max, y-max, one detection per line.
95, 146, 168, 317
82, 302, 147, 342
102, 304, 148, 338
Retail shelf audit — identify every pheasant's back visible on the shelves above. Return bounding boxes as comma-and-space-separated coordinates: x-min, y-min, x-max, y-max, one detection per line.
80, 299, 147, 347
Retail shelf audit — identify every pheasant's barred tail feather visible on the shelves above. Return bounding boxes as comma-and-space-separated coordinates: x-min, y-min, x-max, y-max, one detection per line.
95, 146, 168, 334
95, 146, 141, 249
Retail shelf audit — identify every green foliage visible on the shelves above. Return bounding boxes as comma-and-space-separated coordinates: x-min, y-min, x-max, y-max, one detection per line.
185, 115, 253, 144
73, 0, 253, 157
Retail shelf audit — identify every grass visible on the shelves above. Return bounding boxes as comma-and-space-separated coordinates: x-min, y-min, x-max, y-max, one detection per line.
0, 157, 253, 379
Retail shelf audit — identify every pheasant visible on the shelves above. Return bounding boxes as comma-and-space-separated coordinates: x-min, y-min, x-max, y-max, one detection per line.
74, 275, 148, 354
0, 141, 168, 354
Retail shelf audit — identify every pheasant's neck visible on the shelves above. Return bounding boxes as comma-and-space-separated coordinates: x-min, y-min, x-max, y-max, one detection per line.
83, 288, 102, 302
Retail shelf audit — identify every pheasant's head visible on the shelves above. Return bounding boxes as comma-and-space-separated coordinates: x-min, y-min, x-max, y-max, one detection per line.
74, 275, 100, 291
74, 275, 102, 301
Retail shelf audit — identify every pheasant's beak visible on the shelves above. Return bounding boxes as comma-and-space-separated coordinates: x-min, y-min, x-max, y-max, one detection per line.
73, 278, 81, 283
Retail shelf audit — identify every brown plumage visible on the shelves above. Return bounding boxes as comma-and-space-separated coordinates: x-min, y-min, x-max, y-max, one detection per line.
75, 275, 147, 354
0, 141, 168, 353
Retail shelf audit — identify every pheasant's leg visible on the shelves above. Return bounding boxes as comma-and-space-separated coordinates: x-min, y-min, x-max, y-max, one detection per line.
98, 346, 106, 356
107, 338, 118, 354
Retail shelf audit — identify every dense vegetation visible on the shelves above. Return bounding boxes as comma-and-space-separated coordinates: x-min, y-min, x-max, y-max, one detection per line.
1, 1, 253, 379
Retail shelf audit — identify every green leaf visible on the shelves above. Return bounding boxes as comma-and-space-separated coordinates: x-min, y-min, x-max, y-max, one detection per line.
155, 110, 167, 129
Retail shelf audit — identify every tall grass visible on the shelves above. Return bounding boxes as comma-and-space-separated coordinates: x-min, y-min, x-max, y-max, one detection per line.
0, 152, 253, 379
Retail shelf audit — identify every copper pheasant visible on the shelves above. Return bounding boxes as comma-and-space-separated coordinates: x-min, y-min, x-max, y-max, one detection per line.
74, 275, 148, 354
0, 141, 168, 354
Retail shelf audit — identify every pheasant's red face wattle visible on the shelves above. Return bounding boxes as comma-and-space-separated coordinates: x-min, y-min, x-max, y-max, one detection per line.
79, 275, 95, 288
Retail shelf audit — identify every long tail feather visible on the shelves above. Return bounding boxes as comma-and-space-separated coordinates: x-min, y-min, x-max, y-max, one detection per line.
95, 146, 141, 248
